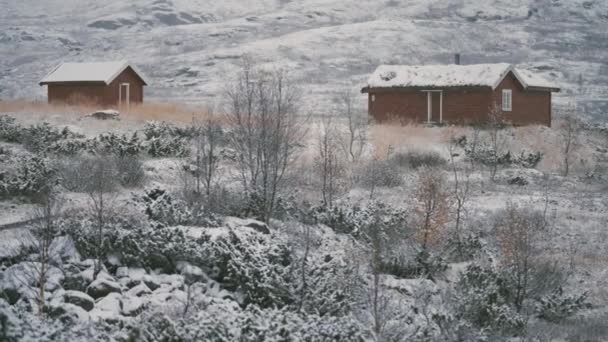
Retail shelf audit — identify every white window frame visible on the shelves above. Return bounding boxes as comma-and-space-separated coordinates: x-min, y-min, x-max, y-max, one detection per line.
502, 89, 512, 112
119, 83, 130, 107
421, 90, 443, 123
371, 94, 375, 102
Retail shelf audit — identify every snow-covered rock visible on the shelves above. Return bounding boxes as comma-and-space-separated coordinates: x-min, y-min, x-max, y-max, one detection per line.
127, 282, 152, 297
116, 266, 129, 278
225, 217, 270, 234
177, 261, 207, 283
48, 302, 90, 322
94, 292, 122, 315
142, 275, 161, 291
49, 236, 80, 265
0, 262, 64, 302
121, 296, 145, 316
85, 110, 120, 121
63, 290, 95, 311
87, 277, 122, 299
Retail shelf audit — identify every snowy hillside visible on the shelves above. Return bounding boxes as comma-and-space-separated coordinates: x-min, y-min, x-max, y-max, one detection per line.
1, 0, 607, 119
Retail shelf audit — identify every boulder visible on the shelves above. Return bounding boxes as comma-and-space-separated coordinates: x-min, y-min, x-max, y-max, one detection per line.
116, 267, 129, 278
177, 262, 206, 283
87, 278, 122, 299
508, 176, 528, 186
121, 296, 145, 317
49, 236, 80, 265
63, 290, 95, 311
245, 220, 270, 234
127, 282, 152, 297
142, 275, 161, 291
48, 302, 90, 323
94, 292, 122, 315
86, 110, 120, 120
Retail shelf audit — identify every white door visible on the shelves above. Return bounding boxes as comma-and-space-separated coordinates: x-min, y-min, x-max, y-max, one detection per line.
119, 83, 130, 107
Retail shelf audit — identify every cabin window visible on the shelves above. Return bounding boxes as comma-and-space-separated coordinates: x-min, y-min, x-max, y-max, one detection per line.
502, 89, 512, 112
371, 94, 376, 102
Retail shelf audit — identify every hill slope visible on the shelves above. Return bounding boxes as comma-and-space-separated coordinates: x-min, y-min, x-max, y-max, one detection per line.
1, 0, 607, 119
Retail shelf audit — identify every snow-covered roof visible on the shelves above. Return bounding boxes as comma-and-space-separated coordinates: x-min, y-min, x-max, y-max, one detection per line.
363, 63, 558, 91
39, 60, 149, 85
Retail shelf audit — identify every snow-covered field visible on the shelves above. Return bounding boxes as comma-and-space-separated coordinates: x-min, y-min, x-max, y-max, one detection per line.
1, 0, 608, 120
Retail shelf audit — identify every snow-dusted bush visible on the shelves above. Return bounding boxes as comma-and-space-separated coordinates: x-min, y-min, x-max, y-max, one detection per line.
130, 305, 365, 341
95, 132, 142, 157
307, 200, 406, 236
143, 121, 196, 140
465, 144, 543, 169
390, 150, 447, 169
114, 156, 145, 187
0, 154, 56, 199
445, 232, 485, 262
202, 228, 294, 308
356, 159, 404, 189
380, 249, 448, 281
535, 289, 590, 323
140, 188, 221, 227
20, 123, 84, 154
454, 263, 525, 336
0, 115, 22, 142
142, 121, 191, 158
47, 138, 95, 156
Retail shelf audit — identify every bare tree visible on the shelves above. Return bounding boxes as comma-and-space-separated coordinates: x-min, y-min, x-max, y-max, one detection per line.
224, 57, 307, 223
83, 155, 118, 277
412, 167, 450, 251
296, 224, 311, 312
338, 90, 367, 163
446, 130, 478, 259
17, 191, 64, 316
186, 108, 223, 211
494, 203, 566, 313
487, 103, 506, 181
558, 106, 581, 177
315, 117, 345, 207
365, 211, 390, 339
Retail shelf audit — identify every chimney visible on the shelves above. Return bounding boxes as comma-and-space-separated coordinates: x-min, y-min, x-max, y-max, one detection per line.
454, 53, 461, 65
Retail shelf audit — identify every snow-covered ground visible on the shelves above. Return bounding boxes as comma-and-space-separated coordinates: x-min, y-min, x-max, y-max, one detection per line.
1, 0, 607, 120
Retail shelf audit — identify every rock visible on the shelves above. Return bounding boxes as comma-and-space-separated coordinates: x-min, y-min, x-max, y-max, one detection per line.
48, 302, 90, 323
85, 110, 120, 120
142, 275, 161, 291
116, 267, 129, 278
508, 176, 528, 186
63, 290, 95, 311
121, 296, 145, 317
245, 220, 270, 234
0, 286, 21, 305
149, 253, 173, 273
94, 292, 122, 315
177, 262, 206, 283
87, 278, 122, 299
63, 266, 94, 292
1, 262, 63, 297
225, 217, 270, 234
127, 282, 152, 297
49, 236, 80, 265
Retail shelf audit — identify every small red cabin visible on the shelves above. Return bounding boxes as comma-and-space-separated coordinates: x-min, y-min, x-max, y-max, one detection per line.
39, 61, 148, 107
361, 63, 559, 126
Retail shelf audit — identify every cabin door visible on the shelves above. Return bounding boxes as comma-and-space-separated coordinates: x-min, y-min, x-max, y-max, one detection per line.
424, 90, 443, 124
119, 83, 130, 107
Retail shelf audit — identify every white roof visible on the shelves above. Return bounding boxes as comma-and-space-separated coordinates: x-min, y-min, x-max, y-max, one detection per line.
365, 63, 558, 91
39, 60, 148, 85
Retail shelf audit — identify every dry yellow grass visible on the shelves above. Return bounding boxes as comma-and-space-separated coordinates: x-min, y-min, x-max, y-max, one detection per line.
369, 123, 470, 158
0, 99, 206, 124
